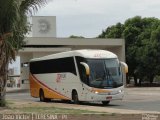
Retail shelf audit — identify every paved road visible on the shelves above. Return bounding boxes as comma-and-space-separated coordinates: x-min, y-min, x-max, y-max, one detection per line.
6, 88, 160, 112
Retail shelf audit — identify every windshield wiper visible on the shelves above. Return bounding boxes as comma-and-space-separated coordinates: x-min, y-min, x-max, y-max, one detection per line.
94, 78, 103, 81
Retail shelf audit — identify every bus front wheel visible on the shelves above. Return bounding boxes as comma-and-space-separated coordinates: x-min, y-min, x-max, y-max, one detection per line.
102, 101, 110, 105
72, 91, 79, 104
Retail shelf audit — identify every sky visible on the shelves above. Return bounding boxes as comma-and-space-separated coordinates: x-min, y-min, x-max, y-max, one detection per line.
35, 0, 160, 38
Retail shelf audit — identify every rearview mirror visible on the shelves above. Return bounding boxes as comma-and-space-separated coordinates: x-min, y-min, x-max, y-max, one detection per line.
80, 62, 90, 76
120, 62, 128, 73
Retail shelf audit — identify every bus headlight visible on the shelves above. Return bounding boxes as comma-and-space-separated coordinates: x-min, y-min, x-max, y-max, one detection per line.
118, 90, 122, 93
91, 89, 99, 94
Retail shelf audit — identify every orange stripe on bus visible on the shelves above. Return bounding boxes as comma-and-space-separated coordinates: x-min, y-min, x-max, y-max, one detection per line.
29, 73, 70, 100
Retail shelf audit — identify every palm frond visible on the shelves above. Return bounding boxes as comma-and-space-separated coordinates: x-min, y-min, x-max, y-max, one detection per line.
0, 0, 50, 60
20, 0, 49, 15
0, 0, 21, 34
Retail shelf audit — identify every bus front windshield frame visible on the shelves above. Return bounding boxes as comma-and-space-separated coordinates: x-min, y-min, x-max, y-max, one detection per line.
86, 58, 123, 89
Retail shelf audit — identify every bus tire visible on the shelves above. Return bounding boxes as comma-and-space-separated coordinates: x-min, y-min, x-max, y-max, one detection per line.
72, 90, 79, 104
39, 89, 46, 102
102, 101, 110, 105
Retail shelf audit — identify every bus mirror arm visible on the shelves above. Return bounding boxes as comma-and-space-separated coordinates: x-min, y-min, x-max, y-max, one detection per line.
80, 62, 90, 76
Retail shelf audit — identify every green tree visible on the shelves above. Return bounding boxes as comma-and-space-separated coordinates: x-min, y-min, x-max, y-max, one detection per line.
98, 23, 124, 38
0, 0, 49, 106
123, 16, 144, 85
98, 16, 160, 86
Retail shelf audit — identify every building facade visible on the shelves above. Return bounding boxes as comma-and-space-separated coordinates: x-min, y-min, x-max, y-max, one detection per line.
19, 16, 125, 89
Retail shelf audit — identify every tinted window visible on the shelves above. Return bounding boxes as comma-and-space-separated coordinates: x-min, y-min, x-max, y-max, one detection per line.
30, 57, 76, 75
87, 59, 123, 88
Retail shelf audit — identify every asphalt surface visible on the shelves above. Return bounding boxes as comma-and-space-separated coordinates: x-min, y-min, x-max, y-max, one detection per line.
6, 87, 160, 112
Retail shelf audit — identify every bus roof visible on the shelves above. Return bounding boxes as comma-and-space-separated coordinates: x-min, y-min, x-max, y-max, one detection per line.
30, 49, 118, 62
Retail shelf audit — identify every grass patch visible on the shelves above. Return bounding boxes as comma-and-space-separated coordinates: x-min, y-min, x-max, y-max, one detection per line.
14, 106, 103, 114
6, 100, 14, 105
0, 100, 14, 107
0, 99, 7, 107
2, 100, 108, 115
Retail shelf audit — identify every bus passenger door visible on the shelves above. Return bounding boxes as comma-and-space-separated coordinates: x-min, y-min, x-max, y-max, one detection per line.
79, 62, 90, 101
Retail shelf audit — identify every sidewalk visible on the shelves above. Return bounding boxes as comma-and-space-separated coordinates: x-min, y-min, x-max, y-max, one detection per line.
125, 87, 160, 95
6, 87, 29, 93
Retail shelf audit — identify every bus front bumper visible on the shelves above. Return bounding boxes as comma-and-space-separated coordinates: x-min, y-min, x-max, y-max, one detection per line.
87, 90, 124, 102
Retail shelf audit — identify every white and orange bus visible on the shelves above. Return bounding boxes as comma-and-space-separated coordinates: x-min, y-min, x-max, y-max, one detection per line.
29, 49, 128, 105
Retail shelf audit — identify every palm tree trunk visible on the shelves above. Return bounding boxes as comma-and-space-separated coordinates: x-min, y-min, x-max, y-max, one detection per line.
0, 41, 8, 107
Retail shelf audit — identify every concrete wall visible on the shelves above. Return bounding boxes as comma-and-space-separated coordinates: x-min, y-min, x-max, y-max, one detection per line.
19, 53, 33, 89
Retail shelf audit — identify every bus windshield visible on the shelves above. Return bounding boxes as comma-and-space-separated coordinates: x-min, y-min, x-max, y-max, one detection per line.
87, 59, 123, 89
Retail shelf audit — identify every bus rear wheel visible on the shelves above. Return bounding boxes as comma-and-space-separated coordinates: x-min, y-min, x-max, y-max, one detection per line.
39, 89, 51, 102
72, 91, 79, 104
102, 101, 110, 105
39, 89, 46, 102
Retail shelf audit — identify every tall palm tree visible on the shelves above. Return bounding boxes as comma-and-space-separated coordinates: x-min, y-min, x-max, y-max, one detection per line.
0, 0, 49, 106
